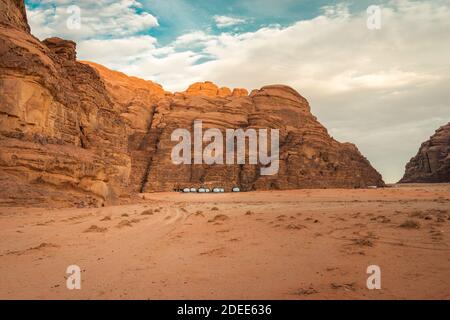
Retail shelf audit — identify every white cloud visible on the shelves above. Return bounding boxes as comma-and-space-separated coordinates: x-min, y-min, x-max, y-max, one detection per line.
213, 15, 246, 28
173, 31, 213, 47
77, 36, 158, 67
27, 0, 158, 40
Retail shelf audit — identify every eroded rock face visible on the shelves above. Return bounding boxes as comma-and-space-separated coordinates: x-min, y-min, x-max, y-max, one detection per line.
164, 86, 384, 191
86, 64, 384, 193
0, 2, 131, 207
80, 61, 169, 194
185, 81, 248, 98
42, 37, 77, 61
400, 122, 450, 183
0, 0, 384, 206
0, 0, 30, 32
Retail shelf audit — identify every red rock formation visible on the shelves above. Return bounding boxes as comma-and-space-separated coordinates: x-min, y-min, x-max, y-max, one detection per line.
87, 63, 384, 192
0, 0, 384, 206
232, 88, 249, 97
0, 0, 30, 32
218, 87, 232, 97
42, 37, 77, 61
185, 81, 248, 98
80, 61, 169, 194
400, 122, 450, 183
0, 3, 131, 207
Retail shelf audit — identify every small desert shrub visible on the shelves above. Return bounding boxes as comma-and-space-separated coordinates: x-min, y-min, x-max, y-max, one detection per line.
285, 224, 305, 230
195, 211, 205, 217
84, 225, 107, 233
353, 238, 374, 247
293, 287, 318, 296
116, 220, 132, 228
208, 214, 229, 223
399, 219, 420, 229
141, 209, 153, 216
409, 210, 426, 219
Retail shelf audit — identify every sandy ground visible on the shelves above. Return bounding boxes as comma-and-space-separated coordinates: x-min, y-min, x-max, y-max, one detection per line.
0, 184, 449, 300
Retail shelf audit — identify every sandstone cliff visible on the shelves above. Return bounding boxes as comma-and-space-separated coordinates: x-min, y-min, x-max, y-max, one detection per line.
0, 0, 29, 33
1, 1, 131, 206
400, 122, 450, 183
83, 68, 384, 193
0, 0, 384, 207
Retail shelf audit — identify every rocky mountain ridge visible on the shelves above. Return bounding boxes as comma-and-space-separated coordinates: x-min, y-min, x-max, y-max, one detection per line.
0, 0, 384, 207
400, 122, 450, 183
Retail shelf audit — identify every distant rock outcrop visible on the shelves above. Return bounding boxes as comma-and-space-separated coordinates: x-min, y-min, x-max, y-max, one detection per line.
42, 37, 77, 61
185, 81, 248, 98
0, 2, 131, 206
83, 69, 385, 193
400, 122, 450, 183
0, 0, 384, 207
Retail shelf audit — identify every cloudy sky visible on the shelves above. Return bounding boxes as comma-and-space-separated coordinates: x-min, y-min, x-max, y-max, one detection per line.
25, 0, 450, 183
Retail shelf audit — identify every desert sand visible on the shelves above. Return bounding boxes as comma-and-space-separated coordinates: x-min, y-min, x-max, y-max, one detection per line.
0, 184, 449, 300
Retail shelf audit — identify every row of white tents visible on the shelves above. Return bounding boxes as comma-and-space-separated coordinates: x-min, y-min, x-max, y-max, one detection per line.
177, 187, 241, 193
